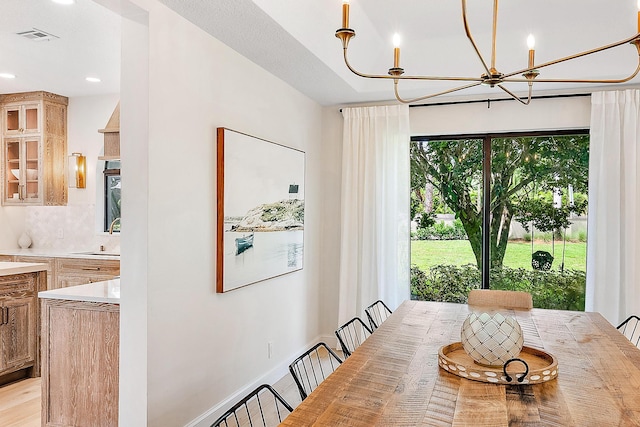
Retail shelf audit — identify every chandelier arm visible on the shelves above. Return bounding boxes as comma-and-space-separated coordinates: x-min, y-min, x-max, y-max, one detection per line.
342, 48, 483, 82
502, 35, 640, 79
462, 0, 492, 77
503, 60, 640, 84
393, 81, 483, 104
497, 84, 533, 105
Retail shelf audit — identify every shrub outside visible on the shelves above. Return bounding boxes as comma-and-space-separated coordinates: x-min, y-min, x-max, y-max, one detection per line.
410, 264, 585, 311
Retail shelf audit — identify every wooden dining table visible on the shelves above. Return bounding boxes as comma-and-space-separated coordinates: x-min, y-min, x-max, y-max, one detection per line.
280, 300, 640, 426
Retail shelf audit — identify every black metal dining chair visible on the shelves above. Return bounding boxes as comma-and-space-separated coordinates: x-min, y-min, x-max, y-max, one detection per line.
335, 317, 372, 358
365, 300, 392, 330
210, 384, 293, 427
617, 315, 640, 348
289, 342, 343, 401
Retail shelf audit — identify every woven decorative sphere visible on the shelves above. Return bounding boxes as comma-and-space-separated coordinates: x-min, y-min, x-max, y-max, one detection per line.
461, 312, 524, 367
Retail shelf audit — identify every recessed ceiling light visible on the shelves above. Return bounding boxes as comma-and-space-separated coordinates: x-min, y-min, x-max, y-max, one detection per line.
51, 0, 75, 5
86, 77, 101, 83
0, 73, 16, 79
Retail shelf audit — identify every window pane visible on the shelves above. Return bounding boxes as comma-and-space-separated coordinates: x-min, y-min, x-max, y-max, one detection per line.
410, 138, 483, 302
490, 134, 589, 311
104, 160, 121, 233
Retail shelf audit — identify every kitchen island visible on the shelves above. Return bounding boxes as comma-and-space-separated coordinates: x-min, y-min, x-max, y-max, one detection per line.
0, 262, 47, 385
39, 279, 120, 427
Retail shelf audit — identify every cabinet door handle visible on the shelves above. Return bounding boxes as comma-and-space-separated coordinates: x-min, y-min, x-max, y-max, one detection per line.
81, 267, 101, 271
4, 307, 8, 325
0, 306, 4, 325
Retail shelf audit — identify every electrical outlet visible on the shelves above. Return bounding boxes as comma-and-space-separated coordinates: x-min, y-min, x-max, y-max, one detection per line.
56, 228, 64, 239
268, 341, 273, 359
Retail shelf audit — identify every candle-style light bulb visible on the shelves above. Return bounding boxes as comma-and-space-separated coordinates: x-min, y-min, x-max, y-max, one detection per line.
393, 33, 401, 48
342, 0, 350, 28
527, 34, 535, 68
393, 33, 401, 68
637, 0, 640, 33
527, 34, 535, 50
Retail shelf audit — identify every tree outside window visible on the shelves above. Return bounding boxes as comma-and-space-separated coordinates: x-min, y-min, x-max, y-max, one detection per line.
104, 160, 121, 233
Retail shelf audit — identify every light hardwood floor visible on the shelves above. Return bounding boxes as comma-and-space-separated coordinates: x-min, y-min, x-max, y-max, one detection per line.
0, 378, 41, 427
0, 366, 307, 426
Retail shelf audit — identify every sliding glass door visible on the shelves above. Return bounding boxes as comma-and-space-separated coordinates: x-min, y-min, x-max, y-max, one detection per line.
410, 131, 589, 310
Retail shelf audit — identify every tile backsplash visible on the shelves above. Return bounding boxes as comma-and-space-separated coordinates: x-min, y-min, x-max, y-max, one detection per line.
24, 205, 120, 252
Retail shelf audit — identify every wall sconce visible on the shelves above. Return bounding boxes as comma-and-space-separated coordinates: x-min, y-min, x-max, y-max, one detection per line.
68, 152, 86, 188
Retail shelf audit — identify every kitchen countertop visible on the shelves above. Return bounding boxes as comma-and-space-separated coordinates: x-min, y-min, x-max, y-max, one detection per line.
39, 278, 120, 304
0, 248, 120, 260
0, 261, 48, 276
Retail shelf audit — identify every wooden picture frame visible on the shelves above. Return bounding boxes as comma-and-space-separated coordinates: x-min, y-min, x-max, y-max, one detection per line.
216, 128, 305, 293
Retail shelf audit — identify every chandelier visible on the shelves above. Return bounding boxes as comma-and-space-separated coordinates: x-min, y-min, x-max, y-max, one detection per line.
335, 0, 640, 105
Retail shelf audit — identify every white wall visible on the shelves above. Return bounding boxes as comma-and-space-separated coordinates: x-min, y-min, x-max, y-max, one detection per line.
119, 3, 149, 425
119, 1, 324, 425
409, 95, 591, 135
68, 94, 121, 207
318, 107, 344, 342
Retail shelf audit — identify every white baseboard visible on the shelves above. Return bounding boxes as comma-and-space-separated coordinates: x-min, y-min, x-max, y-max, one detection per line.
319, 333, 341, 352
185, 335, 334, 427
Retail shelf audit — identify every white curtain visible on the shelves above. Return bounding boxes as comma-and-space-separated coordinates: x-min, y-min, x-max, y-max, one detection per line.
338, 105, 411, 326
586, 90, 640, 325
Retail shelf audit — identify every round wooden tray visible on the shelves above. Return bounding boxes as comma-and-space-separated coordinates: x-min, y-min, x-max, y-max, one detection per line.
438, 342, 558, 385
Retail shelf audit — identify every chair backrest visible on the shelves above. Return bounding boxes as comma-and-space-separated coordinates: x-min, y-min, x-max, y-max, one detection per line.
467, 289, 533, 310
210, 384, 293, 427
288, 342, 343, 401
335, 317, 372, 358
365, 300, 393, 330
617, 315, 640, 348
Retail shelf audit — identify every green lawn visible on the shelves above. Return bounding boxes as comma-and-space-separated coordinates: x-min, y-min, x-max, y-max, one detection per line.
411, 239, 586, 272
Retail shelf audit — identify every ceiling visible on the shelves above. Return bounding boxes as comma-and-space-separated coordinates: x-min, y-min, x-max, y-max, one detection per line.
0, 0, 120, 97
3, 0, 639, 106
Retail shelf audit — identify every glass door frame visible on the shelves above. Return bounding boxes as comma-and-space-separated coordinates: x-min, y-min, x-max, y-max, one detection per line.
412, 128, 590, 289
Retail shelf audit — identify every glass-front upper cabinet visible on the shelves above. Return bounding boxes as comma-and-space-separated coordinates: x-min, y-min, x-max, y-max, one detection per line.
3, 103, 41, 136
1, 91, 67, 206
3, 137, 42, 205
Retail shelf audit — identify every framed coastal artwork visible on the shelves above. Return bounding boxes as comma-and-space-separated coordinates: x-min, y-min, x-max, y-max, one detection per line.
216, 128, 305, 293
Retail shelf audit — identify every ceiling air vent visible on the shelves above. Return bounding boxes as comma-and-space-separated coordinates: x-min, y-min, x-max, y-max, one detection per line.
16, 28, 59, 42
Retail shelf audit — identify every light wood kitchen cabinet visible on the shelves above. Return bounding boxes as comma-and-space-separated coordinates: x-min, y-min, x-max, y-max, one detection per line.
0, 91, 68, 206
0, 296, 36, 372
0, 270, 45, 382
54, 257, 120, 289
14, 256, 55, 290
0, 254, 119, 290
2, 101, 40, 136
41, 298, 119, 427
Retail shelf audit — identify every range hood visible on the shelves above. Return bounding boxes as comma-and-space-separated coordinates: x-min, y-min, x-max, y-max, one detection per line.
98, 102, 120, 160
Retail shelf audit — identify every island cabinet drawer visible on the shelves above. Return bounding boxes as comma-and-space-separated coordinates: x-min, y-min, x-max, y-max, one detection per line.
0, 273, 36, 294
